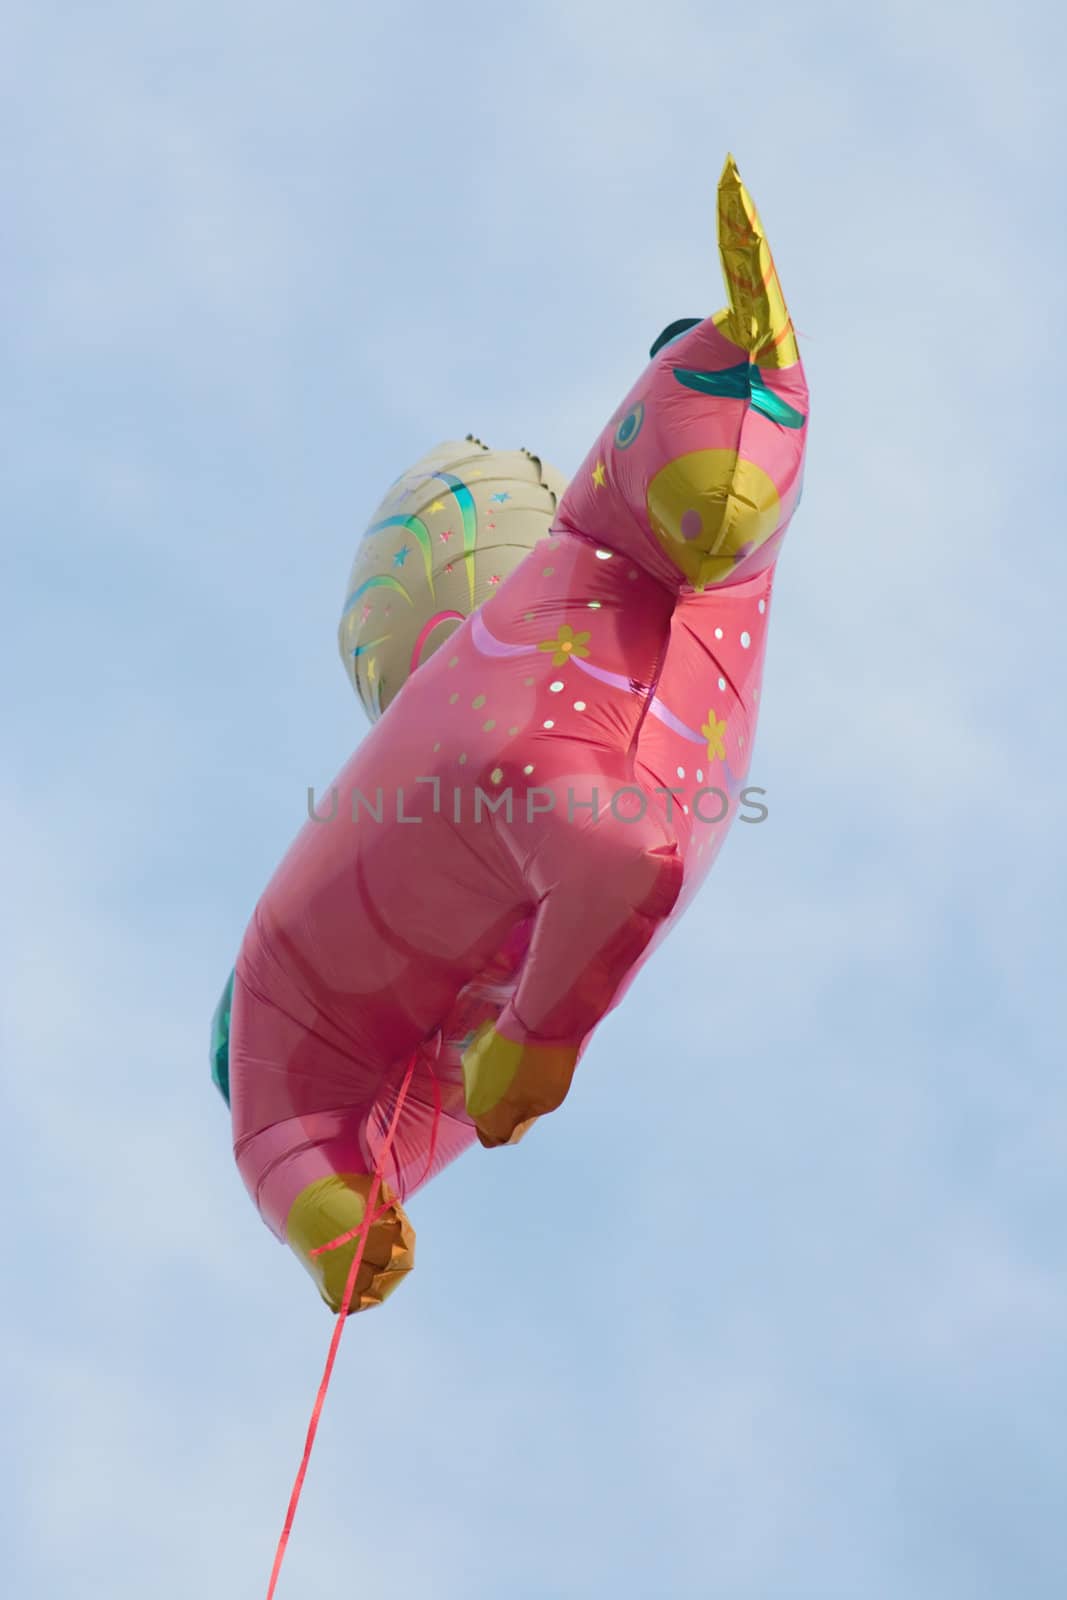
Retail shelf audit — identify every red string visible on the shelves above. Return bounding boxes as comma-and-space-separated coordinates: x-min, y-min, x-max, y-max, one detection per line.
413, 1043, 442, 1192
265, 1056, 418, 1600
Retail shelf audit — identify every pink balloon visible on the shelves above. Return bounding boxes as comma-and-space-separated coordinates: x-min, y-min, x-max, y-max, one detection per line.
221, 164, 809, 1314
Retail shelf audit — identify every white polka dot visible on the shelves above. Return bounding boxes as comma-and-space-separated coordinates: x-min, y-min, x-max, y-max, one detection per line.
718, 676, 726, 691
682, 803, 688, 814
595, 549, 613, 560
490, 767, 503, 784
523, 763, 535, 775
574, 700, 586, 711
696, 769, 703, 782
588, 600, 601, 609
714, 627, 723, 640
758, 599, 766, 614
543, 719, 554, 729
549, 680, 564, 693
676, 766, 686, 779
740, 631, 751, 648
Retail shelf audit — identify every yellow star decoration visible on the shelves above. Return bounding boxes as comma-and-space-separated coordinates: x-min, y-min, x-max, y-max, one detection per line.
429, 499, 445, 513
592, 460, 606, 489
701, 710, 727, 763
538, 624, 591, 668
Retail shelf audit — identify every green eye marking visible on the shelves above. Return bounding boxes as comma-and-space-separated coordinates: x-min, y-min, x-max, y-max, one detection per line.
673, 362, 806, 429
614, 401, 645, 449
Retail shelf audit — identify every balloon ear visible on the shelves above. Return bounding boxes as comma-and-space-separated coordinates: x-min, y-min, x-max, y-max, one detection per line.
714, 154, 799, 369
649, 317, 703, 360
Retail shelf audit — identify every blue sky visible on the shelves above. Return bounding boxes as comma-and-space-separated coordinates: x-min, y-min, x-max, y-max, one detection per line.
4, 2, 1066, 1595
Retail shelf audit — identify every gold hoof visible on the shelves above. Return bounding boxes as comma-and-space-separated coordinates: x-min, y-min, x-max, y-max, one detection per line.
462, 1023, 579, 1147
286, 1173, 415, 1315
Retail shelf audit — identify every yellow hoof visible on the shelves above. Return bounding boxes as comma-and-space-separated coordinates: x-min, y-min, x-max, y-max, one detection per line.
286, 1174, 415, 1315
461, 1023, 579, 1148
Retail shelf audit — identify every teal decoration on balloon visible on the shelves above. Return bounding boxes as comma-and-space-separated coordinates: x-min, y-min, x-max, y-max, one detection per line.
673, 362, 806, 429
211, 969, 235, 1107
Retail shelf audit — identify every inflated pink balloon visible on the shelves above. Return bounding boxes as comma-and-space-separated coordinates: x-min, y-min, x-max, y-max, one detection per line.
214, 156, 809, 1314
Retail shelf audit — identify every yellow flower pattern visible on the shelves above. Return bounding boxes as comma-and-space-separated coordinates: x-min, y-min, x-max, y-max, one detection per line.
538, 624, 591, 668
701, 710, 727, 763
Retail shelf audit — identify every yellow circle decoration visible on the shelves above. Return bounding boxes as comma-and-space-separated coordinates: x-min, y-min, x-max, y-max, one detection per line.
647, 450, 780, 588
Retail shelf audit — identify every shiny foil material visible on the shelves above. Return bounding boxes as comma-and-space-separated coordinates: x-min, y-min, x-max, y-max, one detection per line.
216, 156, 809, 1313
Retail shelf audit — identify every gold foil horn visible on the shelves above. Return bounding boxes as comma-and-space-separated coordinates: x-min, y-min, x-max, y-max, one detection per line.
714, 153, 799, 370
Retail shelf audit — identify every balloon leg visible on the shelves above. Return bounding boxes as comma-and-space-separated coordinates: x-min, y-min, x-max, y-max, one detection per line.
463, 831, 682, 1146
286, 1172, 416, 1316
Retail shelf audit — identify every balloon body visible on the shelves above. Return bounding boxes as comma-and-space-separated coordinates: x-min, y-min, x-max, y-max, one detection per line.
217, 156, 809, 1314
